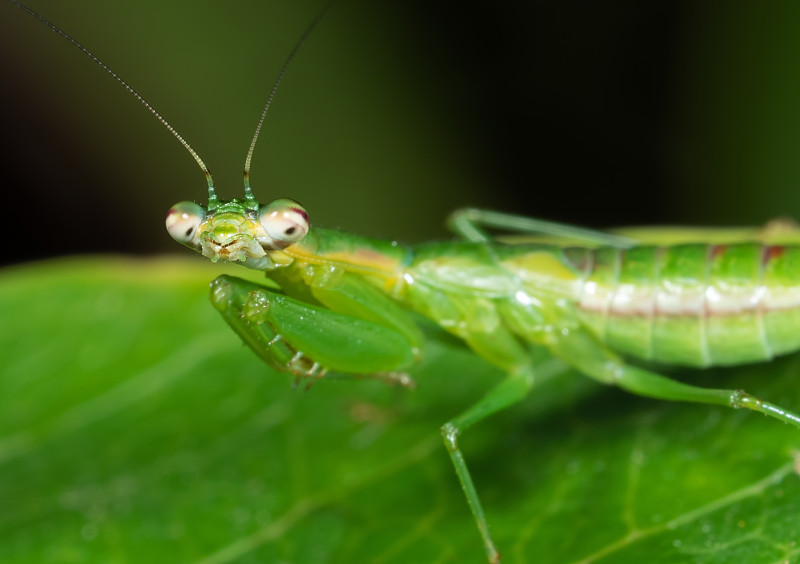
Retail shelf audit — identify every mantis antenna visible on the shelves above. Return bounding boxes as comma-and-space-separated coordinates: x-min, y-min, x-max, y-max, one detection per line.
9, 0, 333, 211
243, 2, 334, 210
7, 0, 217, 204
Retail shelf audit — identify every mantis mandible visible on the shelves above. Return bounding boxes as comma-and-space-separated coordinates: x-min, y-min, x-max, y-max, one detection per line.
11, 1, 800, 562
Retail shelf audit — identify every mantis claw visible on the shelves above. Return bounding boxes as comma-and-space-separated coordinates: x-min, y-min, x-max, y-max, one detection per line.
373, 372, 416, 388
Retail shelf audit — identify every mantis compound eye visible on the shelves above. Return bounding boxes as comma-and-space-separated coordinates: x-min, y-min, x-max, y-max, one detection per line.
258, 199, 309, 248
166, 201, 206, 244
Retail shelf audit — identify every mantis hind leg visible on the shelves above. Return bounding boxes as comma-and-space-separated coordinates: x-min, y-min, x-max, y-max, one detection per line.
549, 327, 800, 429
447, 208, 636, 247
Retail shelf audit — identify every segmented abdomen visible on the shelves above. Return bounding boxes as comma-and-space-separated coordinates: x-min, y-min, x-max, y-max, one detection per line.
571, 244, 800, 366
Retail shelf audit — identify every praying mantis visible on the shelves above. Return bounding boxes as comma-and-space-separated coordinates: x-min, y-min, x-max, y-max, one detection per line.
9, 1, 800, 562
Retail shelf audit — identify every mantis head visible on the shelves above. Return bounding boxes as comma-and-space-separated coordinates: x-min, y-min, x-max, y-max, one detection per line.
166, 197, 309, 269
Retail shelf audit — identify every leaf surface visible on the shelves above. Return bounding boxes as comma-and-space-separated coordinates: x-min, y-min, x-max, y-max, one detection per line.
1, 257, 799, 563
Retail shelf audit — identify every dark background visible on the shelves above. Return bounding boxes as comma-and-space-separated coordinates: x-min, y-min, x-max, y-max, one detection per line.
2, 1, 800, 266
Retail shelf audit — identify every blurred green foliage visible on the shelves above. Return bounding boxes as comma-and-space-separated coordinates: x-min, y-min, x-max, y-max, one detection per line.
3, 2, 800, 264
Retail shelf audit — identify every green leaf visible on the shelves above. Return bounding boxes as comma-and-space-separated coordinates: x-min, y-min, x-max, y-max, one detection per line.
1, 257, 800, 563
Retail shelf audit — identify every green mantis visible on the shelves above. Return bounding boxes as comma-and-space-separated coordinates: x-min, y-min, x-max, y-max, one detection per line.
12, 1, 800, 562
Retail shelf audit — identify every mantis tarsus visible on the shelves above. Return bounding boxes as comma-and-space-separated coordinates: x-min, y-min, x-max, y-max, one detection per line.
12, 1, 800, 562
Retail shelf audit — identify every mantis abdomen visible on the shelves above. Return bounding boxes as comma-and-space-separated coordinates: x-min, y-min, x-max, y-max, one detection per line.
402, 242, 800, 370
